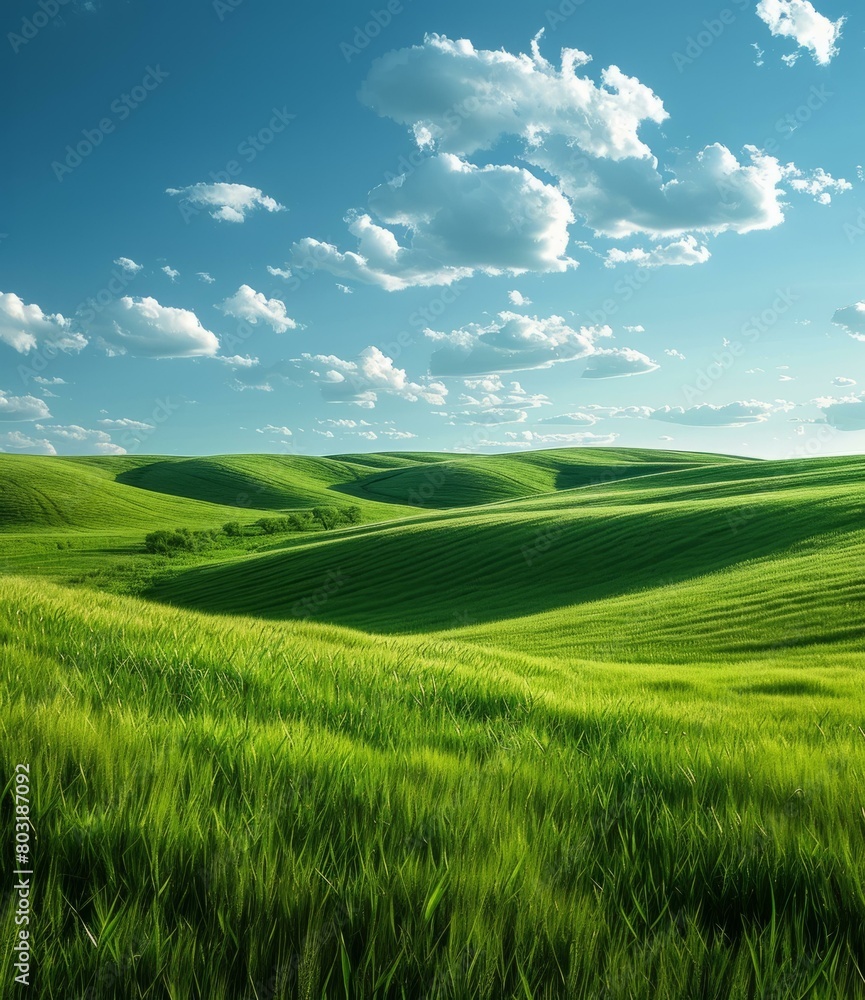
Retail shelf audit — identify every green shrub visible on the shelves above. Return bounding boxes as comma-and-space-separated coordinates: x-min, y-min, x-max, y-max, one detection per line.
222, 521, 244, 538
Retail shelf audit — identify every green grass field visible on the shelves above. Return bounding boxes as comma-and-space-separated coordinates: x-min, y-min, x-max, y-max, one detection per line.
2, 448, 864, 998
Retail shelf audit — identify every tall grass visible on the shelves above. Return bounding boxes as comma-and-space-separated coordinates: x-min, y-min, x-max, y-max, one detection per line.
2, 577, 865, 998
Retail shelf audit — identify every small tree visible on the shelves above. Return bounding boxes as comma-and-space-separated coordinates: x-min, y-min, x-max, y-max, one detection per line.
340, 505, 363, 525
223, 521, 244, 538
312, 507, 341, 530
287, 511, 314, 532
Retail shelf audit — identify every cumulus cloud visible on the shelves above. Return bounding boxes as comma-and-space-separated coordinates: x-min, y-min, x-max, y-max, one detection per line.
456, 377, 550, 412
785, 166, 851, 205
650, 400, 787, 427
297, 346, 448, 407
508, 290, 532, 306
832, 303, 865, 342
427, 311, 609, 376
0, 430, 57, 455
582, 348, 659, 379
542, 142, 788, 238
756, 0, 844, 65
832, 377, 856, 387
92, 296, 220, 358
292, 155, 575, 290
0, 292, 86, 354
197, 272, 215, 284
665, 348, 686, 360
815, 393, 865, 431
218, 285, 297, 333
359, 32, 667, 161
0, 390, 52, 422
161, 265, 180, 282
114, 257, 142, 274
605, 235, 711, 268
166, 182, 285, 223
35, 424, 125, 456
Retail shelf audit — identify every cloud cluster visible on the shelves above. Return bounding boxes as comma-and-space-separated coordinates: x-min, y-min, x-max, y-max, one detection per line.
605, 235, 711, 268
359, 32, 667, 161
832, 302, 865, 342
650, 400, 788, 427
297, 346, 448, 408
218, 285, 297, 333
427, 311, 609, 376
291, 155, 574, 290
756, 0, 844, 65
94, 296, 220, 358
814, 393, 865, 431
582, 348, 659, 379
0, 390, 52, 422
166, 183, 284, 223
0, 292, 86, 354
0, 430, 57, 455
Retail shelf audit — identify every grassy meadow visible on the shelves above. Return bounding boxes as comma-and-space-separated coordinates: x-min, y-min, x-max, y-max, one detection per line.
2, 448, 864, 998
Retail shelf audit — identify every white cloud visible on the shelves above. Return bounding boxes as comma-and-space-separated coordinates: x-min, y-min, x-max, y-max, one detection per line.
218, 285, 297, 334
166, 182, 285, 223
785, 166, 851, 205
161, 265, 180, 282
0, 430, 56, 455
537, 411, 598, 426
33, 376, 67, 386
427, 311, 609, 376
665, 348, 687, 360
360, 32, 667, 162
582, 348, 659, 379
266, 265, 292, 279
298, 346, 448, 407
94, 442, 127, 455
544, 142, 788, 239
214, 354, 260, 368
0, 292, 86, 354
92, 296, 220, 358
114, 257, 142, 274
756, 0, 844, 65
256, 425, 293, 437
624, 324, 645, 333
508, 290, 532, 306
605, 235, 711, 268
0, 390, 52, 422
651, 400, 788, 427
336, 284, 354, 295
291, 154, 575, 290
832, 377, 856, 387
832, 302, 865, 342
381, 428, 417, 440
98, 417, 155, 431
197, 272, 215, 284
815, 393, 865, 431
447, 407, 529, 426
482, 430, 619, 448
35, 423, 113, 443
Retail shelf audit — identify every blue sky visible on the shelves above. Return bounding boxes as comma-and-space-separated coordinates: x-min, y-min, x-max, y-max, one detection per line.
1, 0, 863, 459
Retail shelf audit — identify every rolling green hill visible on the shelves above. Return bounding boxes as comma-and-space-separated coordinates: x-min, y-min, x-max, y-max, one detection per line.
150, 455, 865, 648
3, 446, 865, 997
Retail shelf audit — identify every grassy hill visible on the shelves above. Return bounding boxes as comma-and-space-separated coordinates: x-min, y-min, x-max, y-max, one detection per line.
3, 573, 865, 998
2, 446, 865, 997
150, 455, 865, 646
